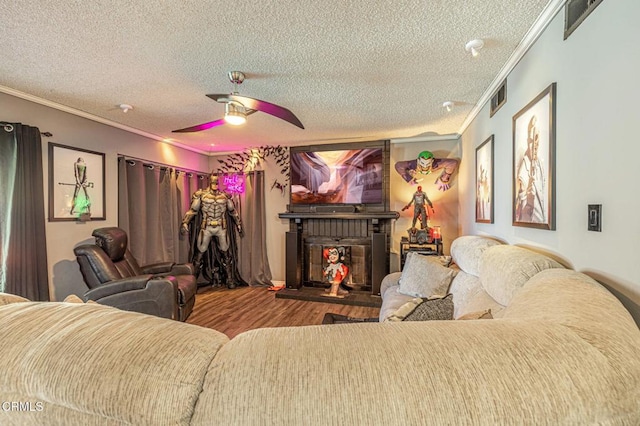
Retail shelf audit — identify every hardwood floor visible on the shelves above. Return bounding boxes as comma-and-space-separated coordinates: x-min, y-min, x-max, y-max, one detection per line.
186, 285, 380, 338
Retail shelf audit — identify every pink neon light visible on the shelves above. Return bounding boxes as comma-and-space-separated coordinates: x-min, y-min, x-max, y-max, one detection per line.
222, 174, 245, 194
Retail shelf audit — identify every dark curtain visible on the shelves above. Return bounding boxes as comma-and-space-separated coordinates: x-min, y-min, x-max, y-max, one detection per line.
118, 157, 207, 265
0, 122, 49, 300
238, 171, 273, 286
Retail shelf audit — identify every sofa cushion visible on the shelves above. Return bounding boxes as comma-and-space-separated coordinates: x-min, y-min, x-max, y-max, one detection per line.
450, 235, 502, 276
0, 301, 229, 424
502, 268, 640, 348
456, 309, 493, 320
479, 245, 563, 306
398, 252, 457, 298
448, 271, 505, 319
193, 317, 640, 424
0, 292, 29, 306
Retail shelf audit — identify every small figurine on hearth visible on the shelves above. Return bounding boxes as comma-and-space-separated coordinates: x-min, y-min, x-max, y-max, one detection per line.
323, 246, 349, 298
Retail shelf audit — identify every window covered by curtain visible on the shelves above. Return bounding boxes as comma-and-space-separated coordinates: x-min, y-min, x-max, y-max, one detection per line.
118, 157, 207, 265
0, 122, 49, 300
238, 170, 273, 286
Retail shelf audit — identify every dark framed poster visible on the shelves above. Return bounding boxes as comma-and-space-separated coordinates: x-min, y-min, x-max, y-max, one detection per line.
512, 83, 556, 230
48, 143, 105, 221
476, 135, 494, 223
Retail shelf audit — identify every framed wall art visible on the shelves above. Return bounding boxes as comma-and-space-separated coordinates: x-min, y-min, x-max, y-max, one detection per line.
512, 83, 556, 230
475, 135, 494, 223
48, 143, 105, 221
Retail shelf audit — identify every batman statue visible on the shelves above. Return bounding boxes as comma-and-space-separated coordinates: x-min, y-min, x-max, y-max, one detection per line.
181, 173, 246, 288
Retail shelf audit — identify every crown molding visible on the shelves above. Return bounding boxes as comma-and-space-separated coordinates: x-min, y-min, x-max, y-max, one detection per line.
391, 133, 460, 144
0, 84, 210, 155
457, 0, 566, 135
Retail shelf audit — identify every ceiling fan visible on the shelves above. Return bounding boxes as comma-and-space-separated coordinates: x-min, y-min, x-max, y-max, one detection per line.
172, 71, 304, 133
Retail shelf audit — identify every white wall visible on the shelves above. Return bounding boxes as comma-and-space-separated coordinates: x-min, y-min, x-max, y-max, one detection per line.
459, 1, 640, 308
0, 92, 209, 300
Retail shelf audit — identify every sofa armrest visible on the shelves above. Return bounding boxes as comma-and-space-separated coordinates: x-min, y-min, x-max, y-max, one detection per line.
168, 263, 195, 276
84, 274, 157, 300
141, 262, 175, 275
142, 262, 195, 277
84, 275, 179, 320
380, 272, 402, 299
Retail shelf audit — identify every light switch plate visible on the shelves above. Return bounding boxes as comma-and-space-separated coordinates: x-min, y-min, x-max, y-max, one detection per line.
588, 204, 601, 232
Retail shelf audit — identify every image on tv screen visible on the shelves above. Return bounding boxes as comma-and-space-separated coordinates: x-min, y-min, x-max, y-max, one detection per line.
290, 148, 383, 204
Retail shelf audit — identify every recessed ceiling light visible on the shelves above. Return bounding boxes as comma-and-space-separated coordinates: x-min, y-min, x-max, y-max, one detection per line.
442, 101, 454, 112
119, 104, 133, 113
465, 39, 484, 57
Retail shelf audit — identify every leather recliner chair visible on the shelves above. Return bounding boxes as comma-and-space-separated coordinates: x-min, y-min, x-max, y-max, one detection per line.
74, 227, 197, 321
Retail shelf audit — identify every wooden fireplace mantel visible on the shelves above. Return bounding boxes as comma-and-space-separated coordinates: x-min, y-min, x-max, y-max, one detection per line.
278, 211, 399, 221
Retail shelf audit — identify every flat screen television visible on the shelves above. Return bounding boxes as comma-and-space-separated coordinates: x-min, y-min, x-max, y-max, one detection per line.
289, 141, 389, 208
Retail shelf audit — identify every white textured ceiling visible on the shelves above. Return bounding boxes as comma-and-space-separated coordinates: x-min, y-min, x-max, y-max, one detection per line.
0, 1, 554, 153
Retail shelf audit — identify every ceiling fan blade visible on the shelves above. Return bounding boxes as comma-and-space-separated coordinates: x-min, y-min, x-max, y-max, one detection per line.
172, 119, 226, 133
207, 93, 304, 129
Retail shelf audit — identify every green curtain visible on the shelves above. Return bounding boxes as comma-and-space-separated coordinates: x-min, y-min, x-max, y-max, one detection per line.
0, 122, 49, 300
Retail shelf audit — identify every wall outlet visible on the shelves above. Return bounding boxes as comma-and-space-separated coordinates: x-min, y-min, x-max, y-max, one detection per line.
588, 204, 601, 232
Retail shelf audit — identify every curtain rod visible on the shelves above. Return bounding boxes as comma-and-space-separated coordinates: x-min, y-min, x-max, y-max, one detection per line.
0, 121, 52, 136
117, 154, 210, 176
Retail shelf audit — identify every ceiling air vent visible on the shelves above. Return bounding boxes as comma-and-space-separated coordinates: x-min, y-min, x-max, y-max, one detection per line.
490, 80, 507, 118
564, 0, 604, 40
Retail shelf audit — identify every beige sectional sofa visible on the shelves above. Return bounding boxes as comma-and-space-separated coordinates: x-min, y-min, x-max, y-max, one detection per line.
379, 235, 563, 321
1, 235, 639, 425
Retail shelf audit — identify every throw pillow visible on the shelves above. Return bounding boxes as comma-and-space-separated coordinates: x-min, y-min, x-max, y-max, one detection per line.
63, 294, 98, 304
456, 309, 493, 320
385, 294, 455, 322
403, 294, 454, 321
437, 256, 453, 267
398, 252, 457, 298
0, 292, 30, 306
384, 298, 423, 322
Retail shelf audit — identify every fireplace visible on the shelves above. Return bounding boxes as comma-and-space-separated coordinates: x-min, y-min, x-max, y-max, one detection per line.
304, 237, 371, 292
278, 211, 399, 296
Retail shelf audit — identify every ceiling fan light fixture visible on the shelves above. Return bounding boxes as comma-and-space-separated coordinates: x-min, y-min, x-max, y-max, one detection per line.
224, 102, 247, 125
465, 39, 484, 57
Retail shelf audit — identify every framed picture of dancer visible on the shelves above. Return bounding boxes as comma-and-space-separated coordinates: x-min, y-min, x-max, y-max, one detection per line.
512, 83, 556, 230
48, 143, 105, 221
476, 135, 494, 224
